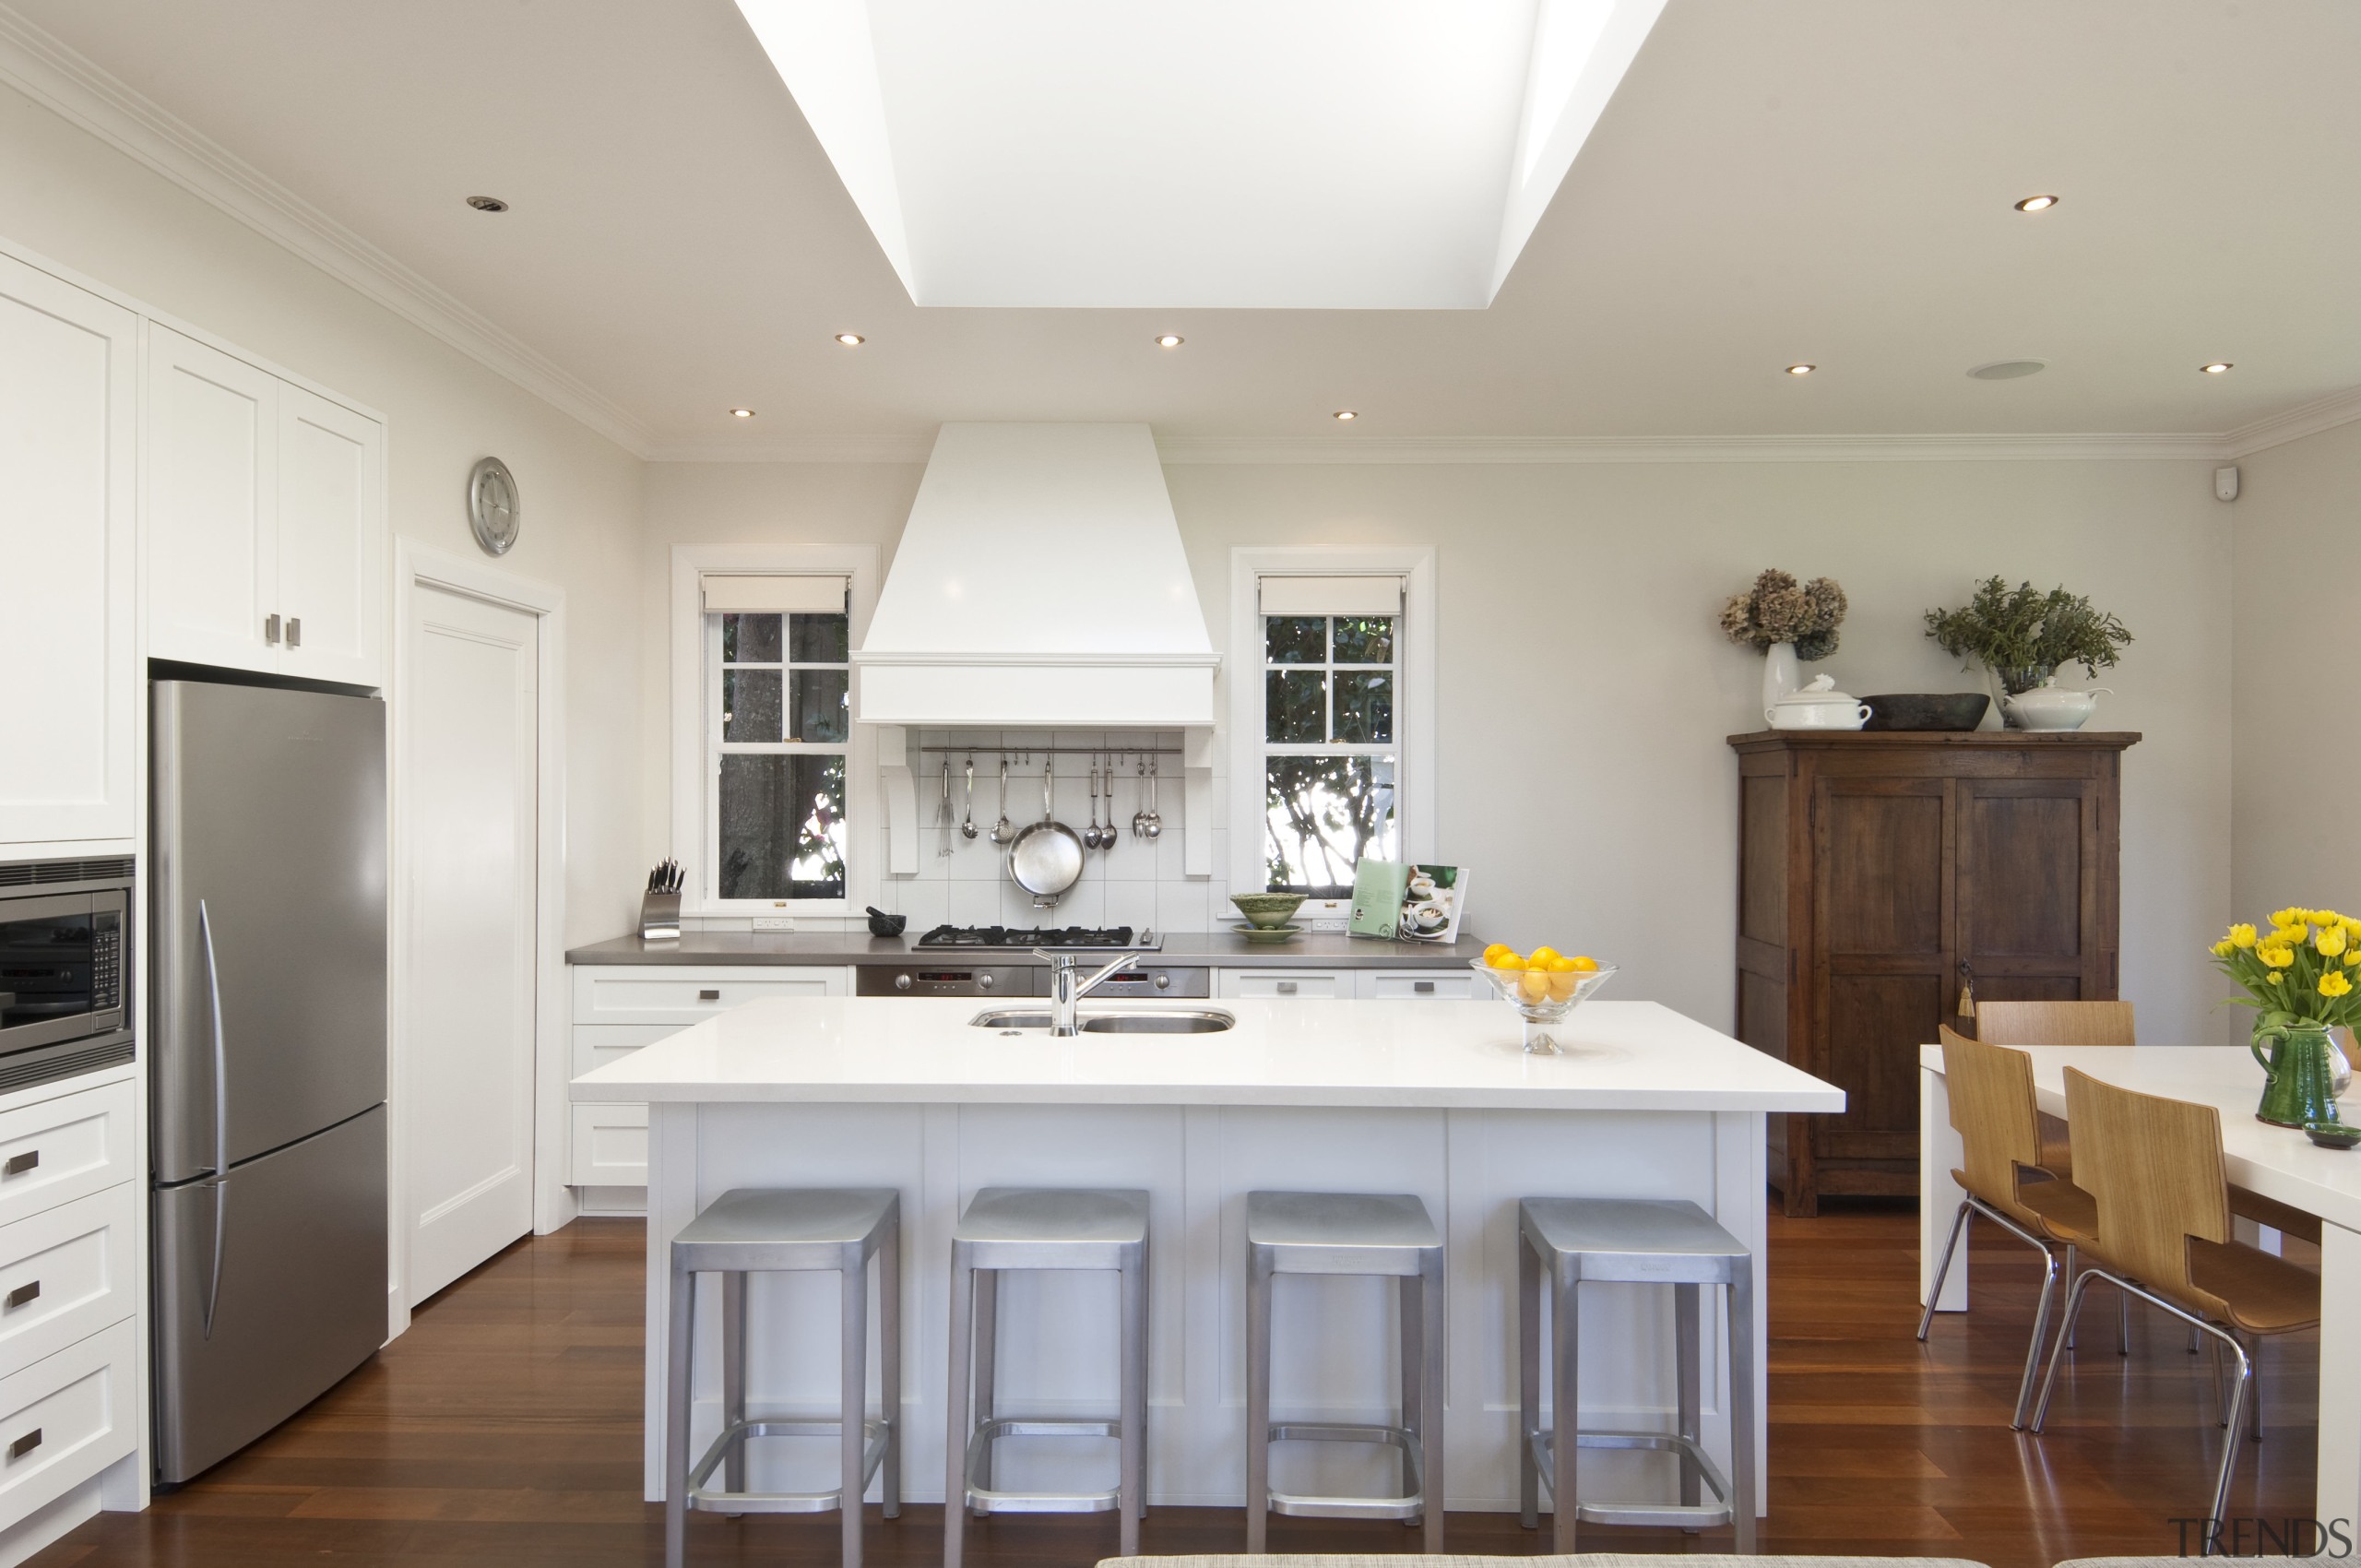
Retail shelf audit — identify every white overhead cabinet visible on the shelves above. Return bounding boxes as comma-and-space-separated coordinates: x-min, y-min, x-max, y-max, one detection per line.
147, 325, 383, 686
0, 254, 137, 849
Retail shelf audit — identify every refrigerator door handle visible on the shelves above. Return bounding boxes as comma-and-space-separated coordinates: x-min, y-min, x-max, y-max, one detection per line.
202, 1177, 227, 1340
196, 899, 228, 1180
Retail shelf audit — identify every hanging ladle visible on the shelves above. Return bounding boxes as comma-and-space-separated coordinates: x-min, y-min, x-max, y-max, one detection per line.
1143, 756, 1163, 840
989, 758, 1014, 845
960, 756, 979, 839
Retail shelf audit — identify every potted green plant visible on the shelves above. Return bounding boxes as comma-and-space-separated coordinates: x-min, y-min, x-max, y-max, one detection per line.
1923, 577, 2131, 730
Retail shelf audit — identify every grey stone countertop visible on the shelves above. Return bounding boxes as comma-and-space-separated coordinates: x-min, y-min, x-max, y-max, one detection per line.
564, 930, 1493, 968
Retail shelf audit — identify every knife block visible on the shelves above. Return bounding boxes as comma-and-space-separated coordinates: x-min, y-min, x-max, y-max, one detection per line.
638, 891, 682, 942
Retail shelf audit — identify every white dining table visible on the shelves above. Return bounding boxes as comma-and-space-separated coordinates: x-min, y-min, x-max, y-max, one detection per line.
1919, 1043, 2361, 1535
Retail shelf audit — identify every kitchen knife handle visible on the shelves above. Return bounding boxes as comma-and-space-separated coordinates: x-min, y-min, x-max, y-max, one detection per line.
5, 1282, 38, 1310
0, 1152, 34, 1177
8, 1429, 40, 1460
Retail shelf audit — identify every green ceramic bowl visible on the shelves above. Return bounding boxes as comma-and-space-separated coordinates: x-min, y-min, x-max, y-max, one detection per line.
1228, 893, 1307, 930
2304, 1122, 2361, 1150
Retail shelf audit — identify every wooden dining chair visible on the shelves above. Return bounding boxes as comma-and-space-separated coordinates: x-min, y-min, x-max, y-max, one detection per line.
2030, 1068, 2320, 1526
1920, 1027, 2100, 1427
1970, 999, 2138, 1050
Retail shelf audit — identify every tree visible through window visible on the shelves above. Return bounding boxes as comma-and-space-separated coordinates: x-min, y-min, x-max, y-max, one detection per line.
713, 610, 849, 900
1262, 612, 1398, 897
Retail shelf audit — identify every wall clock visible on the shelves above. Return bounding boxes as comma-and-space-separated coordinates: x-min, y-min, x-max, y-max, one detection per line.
467, 456, 521, 557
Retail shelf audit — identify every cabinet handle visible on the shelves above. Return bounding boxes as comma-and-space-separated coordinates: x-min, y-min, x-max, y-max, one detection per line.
8, 1429, 40, 1460
1414, 980, 1434, 994
1275, 980, 1298, 995
286, 616, 302, 648
264, 612, 281, 645
698, 989, 721, 1002
4, 1282, 37, 1311
1, 1151, 35, 1177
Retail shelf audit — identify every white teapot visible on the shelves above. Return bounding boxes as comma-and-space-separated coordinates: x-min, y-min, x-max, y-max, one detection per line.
1766, 673, 1873, 731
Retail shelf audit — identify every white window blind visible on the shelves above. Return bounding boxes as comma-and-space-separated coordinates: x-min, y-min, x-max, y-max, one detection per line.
701, 574, 849, 614
1258, 575, 1404, 617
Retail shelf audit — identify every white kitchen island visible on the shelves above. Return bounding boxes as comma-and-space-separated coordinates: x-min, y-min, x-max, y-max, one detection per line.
573, 995, 1842, 1516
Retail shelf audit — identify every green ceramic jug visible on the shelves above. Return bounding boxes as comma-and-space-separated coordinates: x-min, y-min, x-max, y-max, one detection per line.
2252, 1022, 2342, 1128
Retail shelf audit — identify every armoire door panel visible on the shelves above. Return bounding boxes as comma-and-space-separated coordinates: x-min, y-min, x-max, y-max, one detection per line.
1737, 968, 1788, 1063
1738, 774, 1789, 946
1817, 785, 1946, 956
1959, 784, 2093, 961
1821, 972, 1940, 1158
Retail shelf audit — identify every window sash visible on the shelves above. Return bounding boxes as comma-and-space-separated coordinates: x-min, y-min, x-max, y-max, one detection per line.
1256, 607, 1403, 897
704, 613, 851, 906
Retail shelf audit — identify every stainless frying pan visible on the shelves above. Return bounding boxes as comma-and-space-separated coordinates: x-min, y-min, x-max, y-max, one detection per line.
1007, 759, 1084, 907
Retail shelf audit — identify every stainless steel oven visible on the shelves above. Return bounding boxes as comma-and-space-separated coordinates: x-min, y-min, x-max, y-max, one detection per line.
0, 858, 134, 1090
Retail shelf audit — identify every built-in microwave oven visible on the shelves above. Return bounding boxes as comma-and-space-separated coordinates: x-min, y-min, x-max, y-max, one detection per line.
0, 859, 133, 1089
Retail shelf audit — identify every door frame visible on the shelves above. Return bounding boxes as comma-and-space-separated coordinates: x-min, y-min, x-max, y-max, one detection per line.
389, 539, 569, 1337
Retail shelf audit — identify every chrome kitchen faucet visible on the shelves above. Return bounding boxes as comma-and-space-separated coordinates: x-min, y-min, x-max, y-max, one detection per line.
1032, 948, 1145, 1037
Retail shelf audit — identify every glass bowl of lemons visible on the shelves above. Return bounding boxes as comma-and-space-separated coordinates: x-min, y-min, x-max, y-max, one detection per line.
1471, 945, 1616, 1054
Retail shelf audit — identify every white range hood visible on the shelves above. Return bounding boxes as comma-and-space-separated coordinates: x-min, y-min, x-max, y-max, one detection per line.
853, 422, 1217, 729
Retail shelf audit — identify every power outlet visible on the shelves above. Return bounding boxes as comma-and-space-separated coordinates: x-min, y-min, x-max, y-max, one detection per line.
751, 916, 796, 932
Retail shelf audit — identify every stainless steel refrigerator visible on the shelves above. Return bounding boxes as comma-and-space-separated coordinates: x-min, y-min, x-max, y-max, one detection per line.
150, 678, 388, 1484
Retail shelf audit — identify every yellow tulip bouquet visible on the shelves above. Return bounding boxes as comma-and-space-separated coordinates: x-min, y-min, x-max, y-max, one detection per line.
2210, 909, 2361, 1031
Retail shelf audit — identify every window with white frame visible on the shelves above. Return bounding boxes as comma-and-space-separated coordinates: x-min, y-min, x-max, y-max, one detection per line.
703, 574, 851, 903
1236, 564, 1431, 902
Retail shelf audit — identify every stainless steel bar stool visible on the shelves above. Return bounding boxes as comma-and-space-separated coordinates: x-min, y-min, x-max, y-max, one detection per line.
1244, 1189, 1444, 1555
663, 1187, 900, 1568
943, 1186, 1149, 1568
1516, 1195, 1755, 1554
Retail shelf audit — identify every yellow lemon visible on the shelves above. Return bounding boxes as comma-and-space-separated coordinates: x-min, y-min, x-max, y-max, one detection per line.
1547, 972, 1579, 1002
1519, 969, 1552, 1003
1567, 955, 1600, 972
1529, 945, 1561, 966
1491, 952, 1526, 971
1482, 943, 1514, 965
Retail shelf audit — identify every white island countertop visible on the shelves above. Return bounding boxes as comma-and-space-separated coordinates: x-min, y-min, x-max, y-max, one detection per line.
571, 995, 1845, 1112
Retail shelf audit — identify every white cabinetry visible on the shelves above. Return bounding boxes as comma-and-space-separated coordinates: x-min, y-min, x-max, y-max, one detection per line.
1215, 967, 1475, 1000
0, 1074, 141, 1547
0, 255, 137, 849
147, 324, 383, 686
567, 966, 850, 1196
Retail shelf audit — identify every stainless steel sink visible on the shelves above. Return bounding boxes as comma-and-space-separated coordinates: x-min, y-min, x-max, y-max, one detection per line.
969, 1008, 1235, 1034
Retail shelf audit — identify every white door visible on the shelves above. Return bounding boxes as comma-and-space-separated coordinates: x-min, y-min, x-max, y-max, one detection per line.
0, 254, 136, 847
148, 323, 278, 671
277, 384, 384, 686
403, 583, 539, 1303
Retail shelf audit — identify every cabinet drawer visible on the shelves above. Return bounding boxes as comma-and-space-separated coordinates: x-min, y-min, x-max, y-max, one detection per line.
570, 1103, 647, 1187
572, 1024, 679, 1077
0, 1185, 135, 1382
0, 1082, 135, 1232
1216, 968, 1351, 1000
0, 1317, 136, 1528
571, 965, 848, 1025
1358, 970, 1480, 1000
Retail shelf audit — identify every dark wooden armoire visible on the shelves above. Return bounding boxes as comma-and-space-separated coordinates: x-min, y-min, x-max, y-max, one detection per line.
1727, 730, 2139, 1216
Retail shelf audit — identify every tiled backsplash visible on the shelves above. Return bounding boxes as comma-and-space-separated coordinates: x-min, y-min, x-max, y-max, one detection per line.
884, 730, 1225, 933
687, 729, 1228, 934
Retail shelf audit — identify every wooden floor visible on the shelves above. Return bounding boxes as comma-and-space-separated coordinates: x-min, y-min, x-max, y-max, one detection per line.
35, 1202, 2319, 1567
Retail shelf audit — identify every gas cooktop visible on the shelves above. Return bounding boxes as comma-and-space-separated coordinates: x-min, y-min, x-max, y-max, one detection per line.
912, 924, 1158, 952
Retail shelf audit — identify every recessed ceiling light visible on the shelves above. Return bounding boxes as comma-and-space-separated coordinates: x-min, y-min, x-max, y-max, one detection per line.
466, 195, 509, 212
2013, 194, 2059, 212
1155, 333, 1184, 349
730, 408, 755, 419
836, 333, 865, 347
1968, 359, 2047, 380
1786, 363, 1815, 376
1333, 410, 1358, 422
2201, 362, 2234, 374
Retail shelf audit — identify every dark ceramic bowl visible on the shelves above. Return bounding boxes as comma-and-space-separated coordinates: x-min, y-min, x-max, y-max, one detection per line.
1860, 693, 1991, 731
2304, 1122, 2361, 1150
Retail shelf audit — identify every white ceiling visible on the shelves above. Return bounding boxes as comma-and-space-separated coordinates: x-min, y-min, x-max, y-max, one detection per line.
733, 0, 1662, 309
5, 0, 2358, 453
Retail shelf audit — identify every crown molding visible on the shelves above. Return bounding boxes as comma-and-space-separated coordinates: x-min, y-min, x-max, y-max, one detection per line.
0, 5, 656, 457
2222, 384, 2361, 459
1153, 431, 2232, 465
643, 433, 934, 464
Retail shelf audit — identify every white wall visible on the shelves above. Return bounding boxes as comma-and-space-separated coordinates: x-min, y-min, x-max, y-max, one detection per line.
2232, 422, 2361, 974
0, 79, 647, 945
644, 456, 2235, 1039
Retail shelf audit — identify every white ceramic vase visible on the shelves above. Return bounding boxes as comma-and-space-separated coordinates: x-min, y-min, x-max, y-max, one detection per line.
1761, 641, 1802, 718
